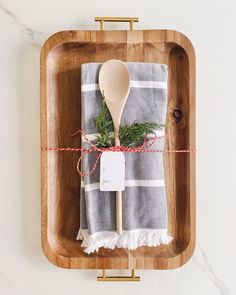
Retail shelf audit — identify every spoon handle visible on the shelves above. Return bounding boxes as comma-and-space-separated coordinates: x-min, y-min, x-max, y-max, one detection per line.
114, 129, 120, 146
116, 191, 122, 235
114, 128, 122, 235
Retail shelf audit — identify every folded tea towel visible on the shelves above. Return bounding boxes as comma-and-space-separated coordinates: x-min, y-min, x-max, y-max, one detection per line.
77, 62, 173, 254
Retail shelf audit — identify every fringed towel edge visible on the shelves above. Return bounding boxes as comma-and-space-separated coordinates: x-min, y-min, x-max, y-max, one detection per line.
77, 228, 173, 254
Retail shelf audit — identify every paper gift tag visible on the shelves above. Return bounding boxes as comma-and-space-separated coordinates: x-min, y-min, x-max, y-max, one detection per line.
100, 151, 125, 191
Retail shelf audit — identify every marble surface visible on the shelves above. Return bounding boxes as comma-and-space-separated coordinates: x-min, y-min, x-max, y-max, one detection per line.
0, 0, 235, 294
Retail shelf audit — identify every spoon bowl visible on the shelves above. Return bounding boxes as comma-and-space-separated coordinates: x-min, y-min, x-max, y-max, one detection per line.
99, 59, 131, 135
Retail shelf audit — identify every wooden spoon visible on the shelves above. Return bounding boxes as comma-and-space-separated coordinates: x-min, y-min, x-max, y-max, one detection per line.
99, 59, 131, 235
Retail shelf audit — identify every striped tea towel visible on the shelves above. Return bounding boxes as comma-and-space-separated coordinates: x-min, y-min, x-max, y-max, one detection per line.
77, 62, 173, 254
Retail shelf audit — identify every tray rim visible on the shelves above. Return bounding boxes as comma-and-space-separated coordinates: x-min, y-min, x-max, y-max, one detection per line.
40, 29, 196, 270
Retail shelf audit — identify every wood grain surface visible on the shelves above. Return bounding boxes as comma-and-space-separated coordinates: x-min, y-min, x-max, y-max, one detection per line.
40, 29, 196, 269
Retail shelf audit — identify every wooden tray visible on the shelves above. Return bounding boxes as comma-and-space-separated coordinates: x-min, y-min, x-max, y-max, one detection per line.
40, 29, 196, 269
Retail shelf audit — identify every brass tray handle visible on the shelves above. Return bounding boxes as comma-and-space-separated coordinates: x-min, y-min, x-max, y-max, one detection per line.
95, 17, 139, 30
97, 269, 140, 282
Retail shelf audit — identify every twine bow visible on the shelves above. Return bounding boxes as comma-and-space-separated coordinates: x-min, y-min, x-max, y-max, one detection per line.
41, 129, 196, 177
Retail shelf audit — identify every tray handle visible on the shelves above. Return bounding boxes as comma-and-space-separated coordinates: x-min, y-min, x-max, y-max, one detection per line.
95, 17, 139, 30
97, 269, 140, 282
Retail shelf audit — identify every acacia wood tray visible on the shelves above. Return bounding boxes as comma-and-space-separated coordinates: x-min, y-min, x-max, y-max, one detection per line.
40, 29, 196, 269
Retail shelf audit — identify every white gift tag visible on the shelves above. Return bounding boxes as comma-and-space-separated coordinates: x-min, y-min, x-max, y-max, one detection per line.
100, 152, 125, 191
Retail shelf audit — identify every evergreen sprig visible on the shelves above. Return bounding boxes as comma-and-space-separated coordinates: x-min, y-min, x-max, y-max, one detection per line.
94, 99, 166, 148
119, 122, 163, 147
94, 101, 114, 147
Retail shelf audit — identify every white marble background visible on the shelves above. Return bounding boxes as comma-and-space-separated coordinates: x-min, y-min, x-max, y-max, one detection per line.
0, 0, 235, 294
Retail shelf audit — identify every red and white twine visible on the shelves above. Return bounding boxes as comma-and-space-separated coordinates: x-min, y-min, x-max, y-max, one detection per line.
41, 129, 196, 177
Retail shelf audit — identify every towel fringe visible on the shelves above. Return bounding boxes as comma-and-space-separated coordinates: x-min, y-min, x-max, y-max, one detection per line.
77, 228, 173, 254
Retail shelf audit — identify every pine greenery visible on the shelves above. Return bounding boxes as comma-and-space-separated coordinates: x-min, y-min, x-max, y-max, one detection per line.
94, 100, 113, 147
94, 99, 166, 148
